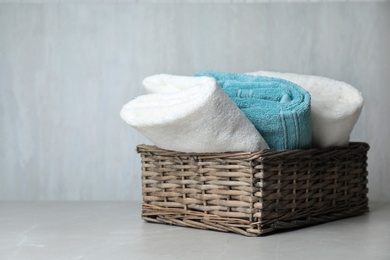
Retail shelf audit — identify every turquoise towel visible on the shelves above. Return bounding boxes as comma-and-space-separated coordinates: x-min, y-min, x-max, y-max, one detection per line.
194, 71, 312, 150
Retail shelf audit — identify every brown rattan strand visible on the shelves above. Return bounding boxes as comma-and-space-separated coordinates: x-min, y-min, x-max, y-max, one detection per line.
137, 142, 369, 236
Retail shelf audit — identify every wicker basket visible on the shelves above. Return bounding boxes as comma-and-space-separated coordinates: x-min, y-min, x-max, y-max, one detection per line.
137, 142, 369, 236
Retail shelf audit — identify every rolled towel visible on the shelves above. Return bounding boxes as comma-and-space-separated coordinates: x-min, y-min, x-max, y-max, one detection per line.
247, 70, 364, 148
120, 74, 269, 153
195, 71, 311, 150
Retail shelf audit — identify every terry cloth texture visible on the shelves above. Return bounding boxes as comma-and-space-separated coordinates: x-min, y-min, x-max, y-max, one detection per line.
120, 74, 269, 153
195, 71, 312, 150
247, 70, 363, 148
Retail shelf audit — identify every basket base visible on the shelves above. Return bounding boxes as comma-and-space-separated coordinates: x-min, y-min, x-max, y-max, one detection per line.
142, 203, 369, 236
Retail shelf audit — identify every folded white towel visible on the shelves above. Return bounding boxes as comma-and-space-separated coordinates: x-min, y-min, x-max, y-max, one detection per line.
247, 71, 363, 148
120, 74, 269, 153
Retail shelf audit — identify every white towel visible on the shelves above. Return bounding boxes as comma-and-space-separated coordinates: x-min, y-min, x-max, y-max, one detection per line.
247, 71, 363, 148
120, 74, 269, 153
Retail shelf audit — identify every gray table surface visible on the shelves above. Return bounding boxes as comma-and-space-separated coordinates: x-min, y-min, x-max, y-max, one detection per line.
0, 201, 389, 260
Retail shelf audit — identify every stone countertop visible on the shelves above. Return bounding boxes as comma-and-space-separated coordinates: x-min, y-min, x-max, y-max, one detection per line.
1, 201, 389, 260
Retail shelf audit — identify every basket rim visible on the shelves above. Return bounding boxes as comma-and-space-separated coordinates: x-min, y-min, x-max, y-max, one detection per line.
136, 142, 369, 158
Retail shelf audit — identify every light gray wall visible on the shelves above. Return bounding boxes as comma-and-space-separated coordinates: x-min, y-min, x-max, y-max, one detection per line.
1, 2, 389, 201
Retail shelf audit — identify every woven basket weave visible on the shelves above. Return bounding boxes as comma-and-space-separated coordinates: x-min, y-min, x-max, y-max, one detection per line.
137, 142, 369, 236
